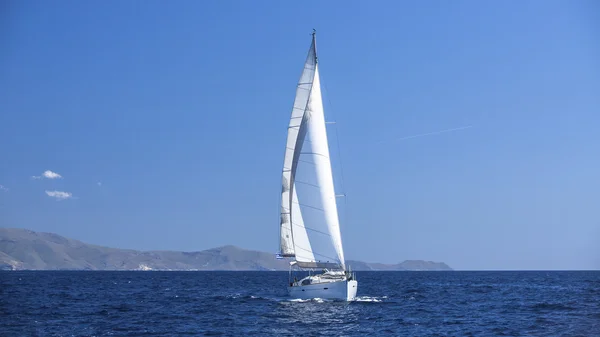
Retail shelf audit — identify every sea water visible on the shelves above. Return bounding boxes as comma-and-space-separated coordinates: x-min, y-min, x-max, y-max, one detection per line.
1, 271, 598, 336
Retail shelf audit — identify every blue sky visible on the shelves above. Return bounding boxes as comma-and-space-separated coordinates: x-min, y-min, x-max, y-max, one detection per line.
1, 1, 598, 270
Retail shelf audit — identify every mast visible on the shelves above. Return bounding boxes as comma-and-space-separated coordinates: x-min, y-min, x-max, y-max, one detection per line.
312, 29, 317, 63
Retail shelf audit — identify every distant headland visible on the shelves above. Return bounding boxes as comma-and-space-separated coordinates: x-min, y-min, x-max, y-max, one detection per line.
0, 228, 452, 271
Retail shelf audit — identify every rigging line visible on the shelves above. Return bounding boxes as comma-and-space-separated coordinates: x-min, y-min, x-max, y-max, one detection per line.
293, 254, 316, 261
294, 202, 325, 213
292, 222, 332, 237
321, 69, 349, 226
294, 245, 340, 262
299, 152, 329, 159
294, 180, 321, 189
321, 77, 346, 194
297, 159, 316, 166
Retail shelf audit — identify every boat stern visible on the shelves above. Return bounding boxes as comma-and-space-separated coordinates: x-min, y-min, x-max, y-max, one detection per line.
347, 280, 358, 301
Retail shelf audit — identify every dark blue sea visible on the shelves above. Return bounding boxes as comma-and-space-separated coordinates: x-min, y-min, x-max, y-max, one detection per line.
1, 271, 598, 336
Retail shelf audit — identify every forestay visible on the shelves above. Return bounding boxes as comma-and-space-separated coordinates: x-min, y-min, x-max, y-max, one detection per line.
279, 33, 346, 270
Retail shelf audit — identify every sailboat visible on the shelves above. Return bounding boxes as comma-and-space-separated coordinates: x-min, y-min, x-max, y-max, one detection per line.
278, 30, 357, 301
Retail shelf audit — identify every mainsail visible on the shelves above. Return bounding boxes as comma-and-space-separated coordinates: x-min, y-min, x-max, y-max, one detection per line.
279, 32, 346, 270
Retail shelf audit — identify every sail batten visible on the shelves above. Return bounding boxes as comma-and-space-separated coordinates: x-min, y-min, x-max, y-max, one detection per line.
279, 32, 346, 271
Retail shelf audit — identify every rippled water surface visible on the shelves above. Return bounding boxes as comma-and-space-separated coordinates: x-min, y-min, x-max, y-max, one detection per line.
1, 271, 598, 336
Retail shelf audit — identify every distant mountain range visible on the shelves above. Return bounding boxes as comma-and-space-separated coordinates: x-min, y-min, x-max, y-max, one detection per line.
0, 228, 452, 271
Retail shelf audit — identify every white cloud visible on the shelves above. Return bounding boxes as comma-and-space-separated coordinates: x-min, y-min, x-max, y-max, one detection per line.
43, 170, 62, 179
45, 190, 73, 200
32, 170, 63, 180
0, 185, 8, 192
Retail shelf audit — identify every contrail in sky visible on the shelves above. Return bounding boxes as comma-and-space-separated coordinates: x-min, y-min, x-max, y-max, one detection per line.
377, 125, 474, 144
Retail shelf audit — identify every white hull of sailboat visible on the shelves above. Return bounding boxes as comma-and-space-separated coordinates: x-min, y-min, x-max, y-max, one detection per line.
288, 279, 358, 301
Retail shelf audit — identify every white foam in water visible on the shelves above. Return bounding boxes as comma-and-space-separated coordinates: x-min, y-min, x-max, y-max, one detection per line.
256, 295, 388, 303
289, 298, 311, 303
283, 296, 387, 303
287, 297, 331, 303
247, 295, 288, 302
352, 296, 385, 302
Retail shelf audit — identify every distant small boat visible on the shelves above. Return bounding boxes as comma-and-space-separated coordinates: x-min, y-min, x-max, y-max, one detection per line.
276, 30, 357, 301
